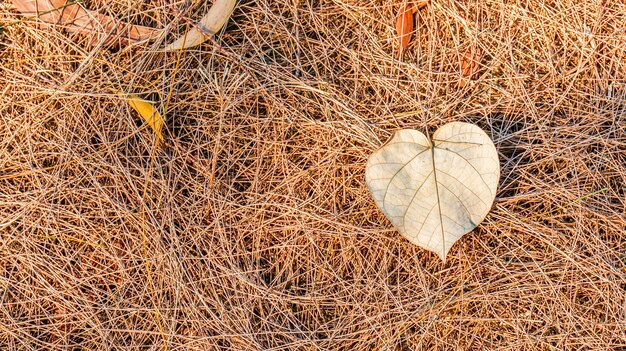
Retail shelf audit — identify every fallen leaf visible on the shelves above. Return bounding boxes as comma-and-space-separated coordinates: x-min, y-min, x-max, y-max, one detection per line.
9, 0, 159, 47
164, 0, 236, 52
395, 4, 414, 57
395, 1, 428, 58
459, 48, 482, 87
411, 0, 429, 13
365, 122, 500, 261
113, 89, 164, 143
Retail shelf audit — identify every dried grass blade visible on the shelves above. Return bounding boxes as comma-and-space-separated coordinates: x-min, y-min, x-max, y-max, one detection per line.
164, 0, 236, 52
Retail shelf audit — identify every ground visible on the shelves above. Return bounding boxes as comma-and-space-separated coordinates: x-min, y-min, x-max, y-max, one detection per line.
1, 0, 625, 350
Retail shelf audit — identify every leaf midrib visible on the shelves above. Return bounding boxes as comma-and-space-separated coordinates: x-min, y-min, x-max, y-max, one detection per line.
430, 145, 446, 258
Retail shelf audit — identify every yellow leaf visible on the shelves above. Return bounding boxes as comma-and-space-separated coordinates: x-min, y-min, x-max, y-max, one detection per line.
113, 89, 164, 142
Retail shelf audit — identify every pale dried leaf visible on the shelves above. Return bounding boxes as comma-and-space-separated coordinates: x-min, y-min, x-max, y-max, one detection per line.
9, 0, 159, 47
164, 0, 236, 52
365, 122, 500, 261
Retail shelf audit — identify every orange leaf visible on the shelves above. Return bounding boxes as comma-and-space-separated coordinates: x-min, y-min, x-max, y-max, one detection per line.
163, 0, 236, 52
9, 0, 159, 47
411, 0, 429, 13
396, 4, 414, 57
459, 48, 482, 87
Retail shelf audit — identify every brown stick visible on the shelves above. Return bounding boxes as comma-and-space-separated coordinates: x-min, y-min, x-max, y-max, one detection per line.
9, 0, 160, 47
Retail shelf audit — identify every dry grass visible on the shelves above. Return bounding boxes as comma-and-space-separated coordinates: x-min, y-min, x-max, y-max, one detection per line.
1, 0, 626, 349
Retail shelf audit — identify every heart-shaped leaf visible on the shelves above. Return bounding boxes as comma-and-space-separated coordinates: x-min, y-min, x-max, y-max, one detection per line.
365, 122, 499, 260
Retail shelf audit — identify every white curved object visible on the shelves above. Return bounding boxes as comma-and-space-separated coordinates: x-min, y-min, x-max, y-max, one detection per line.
164, 0, 236, 51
